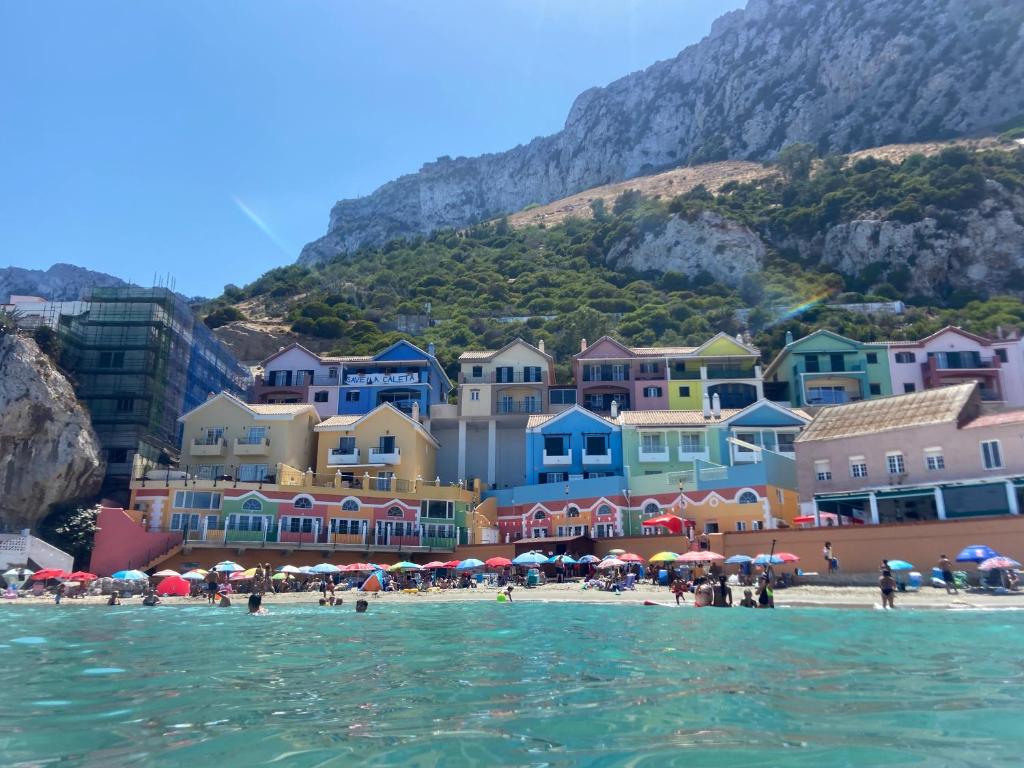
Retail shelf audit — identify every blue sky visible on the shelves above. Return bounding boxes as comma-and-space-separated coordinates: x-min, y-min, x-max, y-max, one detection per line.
1, 1, 744, 297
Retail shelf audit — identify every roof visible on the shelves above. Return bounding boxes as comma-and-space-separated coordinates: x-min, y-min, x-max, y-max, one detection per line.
762, 329, 888, 379
795, 383, 976, 443
526, 404, 617, 430
962, 410, 1024, 429
887, 325, 994, 348
178, 392, 318, 422
617, 409, 742, 426
458, 338, 553, 364
313, 415, 362, 429
575, 333, 756, 360
629, 346, 698, 356
312, 403, 440, 447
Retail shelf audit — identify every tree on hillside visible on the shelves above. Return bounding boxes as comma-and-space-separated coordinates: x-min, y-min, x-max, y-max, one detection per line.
776, 142, 817, 182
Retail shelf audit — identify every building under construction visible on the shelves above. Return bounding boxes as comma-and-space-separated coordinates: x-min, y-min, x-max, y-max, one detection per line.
60, 287, 250, 500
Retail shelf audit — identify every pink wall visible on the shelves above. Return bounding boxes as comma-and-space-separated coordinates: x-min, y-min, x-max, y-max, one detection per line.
90, 506, 182, 576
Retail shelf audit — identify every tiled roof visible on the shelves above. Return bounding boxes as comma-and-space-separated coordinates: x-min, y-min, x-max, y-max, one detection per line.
314, 415, 362, 430
320, 355, 374, 363
246, 403, 317, 415
527, 414, 556, 428
796, 383, 976, 443
962, 410, 1024, 429
629, 346, 698, 357
617, 409, 741, 426
458, 350, 496, 361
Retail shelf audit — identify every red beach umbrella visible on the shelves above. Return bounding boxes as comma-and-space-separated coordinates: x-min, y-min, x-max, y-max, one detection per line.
31, 569, 70, 581
340, 562, 374, 572
442, 560, 461, 569
641, 514, 684, 535
422, 561, 447, 569
69, 571, 98, 581
485, 557, 513, 568
619, 553, 644, 563
156, 575, 190, 596
775, 552, 800, 563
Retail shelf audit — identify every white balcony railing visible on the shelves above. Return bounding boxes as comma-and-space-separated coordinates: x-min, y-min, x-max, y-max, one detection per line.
543, 450, 572, 465
582, 450, 612, 465
677, 447, 709, 463
328, 447, 360, 466
638, 448, 670, 463
369, 447, 401, 464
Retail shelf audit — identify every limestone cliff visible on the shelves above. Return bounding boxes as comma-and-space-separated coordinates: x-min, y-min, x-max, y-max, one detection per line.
0, 263, 125, 302
0, 334, 105, 529
301, 0, 1024, 263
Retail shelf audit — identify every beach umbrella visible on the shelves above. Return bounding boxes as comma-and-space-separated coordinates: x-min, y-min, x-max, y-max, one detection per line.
678, 551, 725, 563
513, 552, 548, 566
311, 563, 340, 574
340, 562, 374, 572
156, 575, 190, 596
32, 568, 70, 581
597, 557, 626, 569
725, 555, 753, 565
271, 572, 289, 581
606, 548, 626, 557
885, 560, 914, 571
775, 552, 800, 563
618, 553, 644, 563
578, 555, 600, 564
3, 567, 33, 579
276, 565, 301, 574
485, 557, 513, 568
641, 514, 684, 535
422, 561, 448, 569
442, 560, 461, 569
229, 571, 250, 581
298, 566, 314, 574
181, 570, 207, 581
956, 545, 999, 563
214, 561, 244, 573
111, 569, 147, 580
456, 558, 485, 570
648, 552, 679, 563
389, 561, 423, 571
152, 569, 180, 578
979, 556, 1022, 570
752, 554, 783, 566
361, 571, 385, 592
547, 554, 577, 565
69, 571, 98, 581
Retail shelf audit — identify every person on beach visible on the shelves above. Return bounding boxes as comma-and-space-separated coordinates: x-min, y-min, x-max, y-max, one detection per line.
713, 575, 733, 607
739, 589, 756, 608
54, 582, 66, 605
824, 542, 838, 574
356, 599, 368, 613
757, 575, 774, 608
671, 577, 687, 605
503, 585, 514, 602
107, 591, 122, 606
879, 569, 897, 609
142, 589, 161, 606
938, 555, 958, 594
694, 578, 714, 608
248, 594, 267, 615
206, 570, 219, 604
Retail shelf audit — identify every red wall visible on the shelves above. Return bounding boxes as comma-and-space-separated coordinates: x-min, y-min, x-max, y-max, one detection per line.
90, 507, 181, 576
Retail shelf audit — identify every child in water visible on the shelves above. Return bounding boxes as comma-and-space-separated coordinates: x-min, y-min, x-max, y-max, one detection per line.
247, 594, 267, 615
356, 599, 369, 613
739, 588, 756, 608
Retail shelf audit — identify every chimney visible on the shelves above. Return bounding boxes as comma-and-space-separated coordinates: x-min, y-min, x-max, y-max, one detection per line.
610, 399, 619, 418
427, 342, 436, 357
712, 392, 721, 418
702, 392, 712, 419
411, 401, 420, 422
785, 330, 794, 346
538, 338, 545, 354
580, 338, 588, 353
736, 333, 743, 343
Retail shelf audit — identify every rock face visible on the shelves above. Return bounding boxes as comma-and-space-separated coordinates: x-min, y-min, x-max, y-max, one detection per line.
0, 263, 125, 302
607, 212, 766, 285
301, 0, 1024, 263
0, 334, 105, 529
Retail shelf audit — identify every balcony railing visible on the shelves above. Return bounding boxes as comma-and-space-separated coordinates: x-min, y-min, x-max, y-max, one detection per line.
369, 447, 401, 464
328, 447, 361, 465
158, 522, 461, 551
705, 368, 757, 379
191, 438, 226, 456
497, 400, 542, 414
543, 450, 572, 465
310, 375, 341, 386
582, 450, 612, 465
670, 370, 701, 380
638, 448, 670, 463
494, 372, 545, 384
234, 437, 270, 455
678, 446, 709, 462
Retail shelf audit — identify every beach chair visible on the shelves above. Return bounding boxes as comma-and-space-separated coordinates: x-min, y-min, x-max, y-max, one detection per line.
622, 573, 637, 590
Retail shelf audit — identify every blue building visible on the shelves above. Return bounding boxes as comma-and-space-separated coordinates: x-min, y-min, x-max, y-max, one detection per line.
524, 405, 624, 485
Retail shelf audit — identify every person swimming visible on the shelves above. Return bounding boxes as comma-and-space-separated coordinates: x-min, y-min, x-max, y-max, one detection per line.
739, 588, 756, 608
248, 594, 267, 615
693, 577, 714, 608
107, 591, 121, 606
356, 599, 368, 613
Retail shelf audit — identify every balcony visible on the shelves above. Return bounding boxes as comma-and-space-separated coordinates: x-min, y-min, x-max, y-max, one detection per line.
310, 374, 340, 386
543, 450, 572, 465
705, 368, 758, 380
582, 449, 612, 465
191, 438, 226, 457
638, 447, 670, 463
497, 399, 542, 414
234, 437, 270, 456
678, 446, 709, 463
327, 447, 361, 466
670, 370, 701, 380
369, 447, 401, 465
494, 372, 546, 384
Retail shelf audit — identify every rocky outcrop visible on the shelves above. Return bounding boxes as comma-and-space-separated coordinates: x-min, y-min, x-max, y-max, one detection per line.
0, 263, 125, 302
301, 0, 1024, 263
607, 212, 765, 285
0, 334, 105, 529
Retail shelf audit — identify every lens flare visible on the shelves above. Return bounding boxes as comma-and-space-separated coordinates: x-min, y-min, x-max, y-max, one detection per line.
232, 196, 293, 258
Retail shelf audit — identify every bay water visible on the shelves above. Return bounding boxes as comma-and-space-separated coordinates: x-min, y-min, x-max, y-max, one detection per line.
2, 602, 1023, 767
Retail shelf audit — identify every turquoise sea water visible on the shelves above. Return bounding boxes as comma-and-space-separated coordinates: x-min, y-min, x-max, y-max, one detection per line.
1, 603, 1023, 767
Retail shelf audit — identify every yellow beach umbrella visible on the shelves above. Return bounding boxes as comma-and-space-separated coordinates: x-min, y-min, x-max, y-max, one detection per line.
648, 551, 679, 563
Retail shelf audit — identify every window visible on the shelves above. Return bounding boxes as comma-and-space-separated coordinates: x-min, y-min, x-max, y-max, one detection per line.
243, 427, 267, 444
538, 472, 567, 484
996, 349, 1008, 363
524, 366, 542, 383
342, 498, 360, 512
814, 460, 832, 481
869, 383, 881, 395
294, 497, 313, 509
495, 366, 514, 383
678, 386, 690, 397
387, 506, 404, 517
239, 464, 269, 482
337, 436, 356, 453
597, 504, 612, 516
584, 434, 607, 455
544, 435, 568, 456
330, 518, 362, 535
903, 383, 916, 393
345, 391, 360, 402
420, 500, 454, 519
98, 351, 125, 368
378, 435, 396, 453
776, 432, 796, 453
611, 364, 626, 381
830, 353, 846, 373
981, 440, 1003, 470
924, 448, 945, 471
679, 432, 703, 452
314, 391, 329, 403
895, 352, 916, 364
116, 397, 134, 412
641, 433, 664, 453
470, 389, 480, 401
170, 513, 201, 531
752, 520, 764, 531
195, 464, 224, 481
286, 517, 315, 534
735, 521, 747, 532
472, 365, 483, 378
241, 498, 263, 512
566, 506, 580, 518
804, 355, 820, 373
639, 362, 658, 374
643, 386, 662, 398
849, 457, 868, 478
375, 471, 394, 491
533, 510, 547, 520
866, 353, 878, 364
735, 432, 758, 454
549, 389, 576, 405
738, 491, 758, 504
886, 452, 905, 475
643, 502, 660, 517
776, 488, 784, 504
173, 491, 222, 510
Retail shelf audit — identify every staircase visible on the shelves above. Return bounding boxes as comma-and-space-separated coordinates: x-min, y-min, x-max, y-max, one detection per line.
138, 542, 182, 572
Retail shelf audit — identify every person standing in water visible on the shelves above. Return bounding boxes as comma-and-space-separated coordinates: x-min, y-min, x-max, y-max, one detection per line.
713, 575, 733, 607
938, 555, 958, 594
247, 594, 267, 615
671, 578, 687, 606
694, 578, 714, 608
356, 599, 369, 613
879, 569, 897, 609
739, 589, 756, 608
757, 574, 774, 608
205, 569, 219, 604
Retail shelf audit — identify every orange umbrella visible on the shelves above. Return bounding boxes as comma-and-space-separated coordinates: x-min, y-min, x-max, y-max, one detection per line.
619, 553, 644, 563
485, 557, 513, 568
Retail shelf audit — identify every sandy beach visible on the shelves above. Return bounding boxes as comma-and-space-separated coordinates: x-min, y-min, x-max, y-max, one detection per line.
5, 582, 1024, 610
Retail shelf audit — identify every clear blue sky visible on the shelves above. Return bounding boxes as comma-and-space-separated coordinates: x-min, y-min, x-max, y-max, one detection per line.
1, 1, 744, 297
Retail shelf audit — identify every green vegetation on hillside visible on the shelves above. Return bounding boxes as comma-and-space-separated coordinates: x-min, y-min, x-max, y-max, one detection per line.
210, 147, 1024, 379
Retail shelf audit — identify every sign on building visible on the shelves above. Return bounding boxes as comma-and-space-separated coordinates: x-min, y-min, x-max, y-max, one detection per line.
344, 372, 419, 386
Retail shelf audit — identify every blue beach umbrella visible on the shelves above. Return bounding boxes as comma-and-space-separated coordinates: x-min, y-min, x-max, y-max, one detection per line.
725, 555, 753, 565
214, 561, 244, 573
298, 566, 314, 574
311, 563, 340, 574
886, 560, 914, 571
111, 569, 148, 580
752, 554, 783, 566
547, 554, 577, 565
578, 555, 600, 564
456, 558, 485, 570
956, 545, 999, 563
513, 552, 548, 566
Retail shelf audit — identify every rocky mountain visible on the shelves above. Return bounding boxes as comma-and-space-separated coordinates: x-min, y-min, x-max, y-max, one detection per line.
0, 334, 105, 529
0, 263, 125, 303
301, 0, 1024, 264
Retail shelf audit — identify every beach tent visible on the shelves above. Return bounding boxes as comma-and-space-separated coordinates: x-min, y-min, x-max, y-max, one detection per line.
361, 571, 385, 592
156, 575, 190, 596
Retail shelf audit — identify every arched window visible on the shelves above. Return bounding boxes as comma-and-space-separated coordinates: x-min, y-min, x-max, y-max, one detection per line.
597, 504, 611, 516
387, 506, 404, 517
566, 506, 580, 518
533, 510, 547, 520
738, 491, 758, 504
342, 499, 360, 512
242, 498, 262, 512
643, 502, 660, 517
294, 497, 313, 509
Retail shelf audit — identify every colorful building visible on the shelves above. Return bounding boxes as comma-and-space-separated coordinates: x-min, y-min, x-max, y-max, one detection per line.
524, 405, 623, 485
763, 329, 892, 407
254, 340, 451, 419
886, 325, 1024, 406
795, 382, 1024, 525
572, 333, 762, 415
